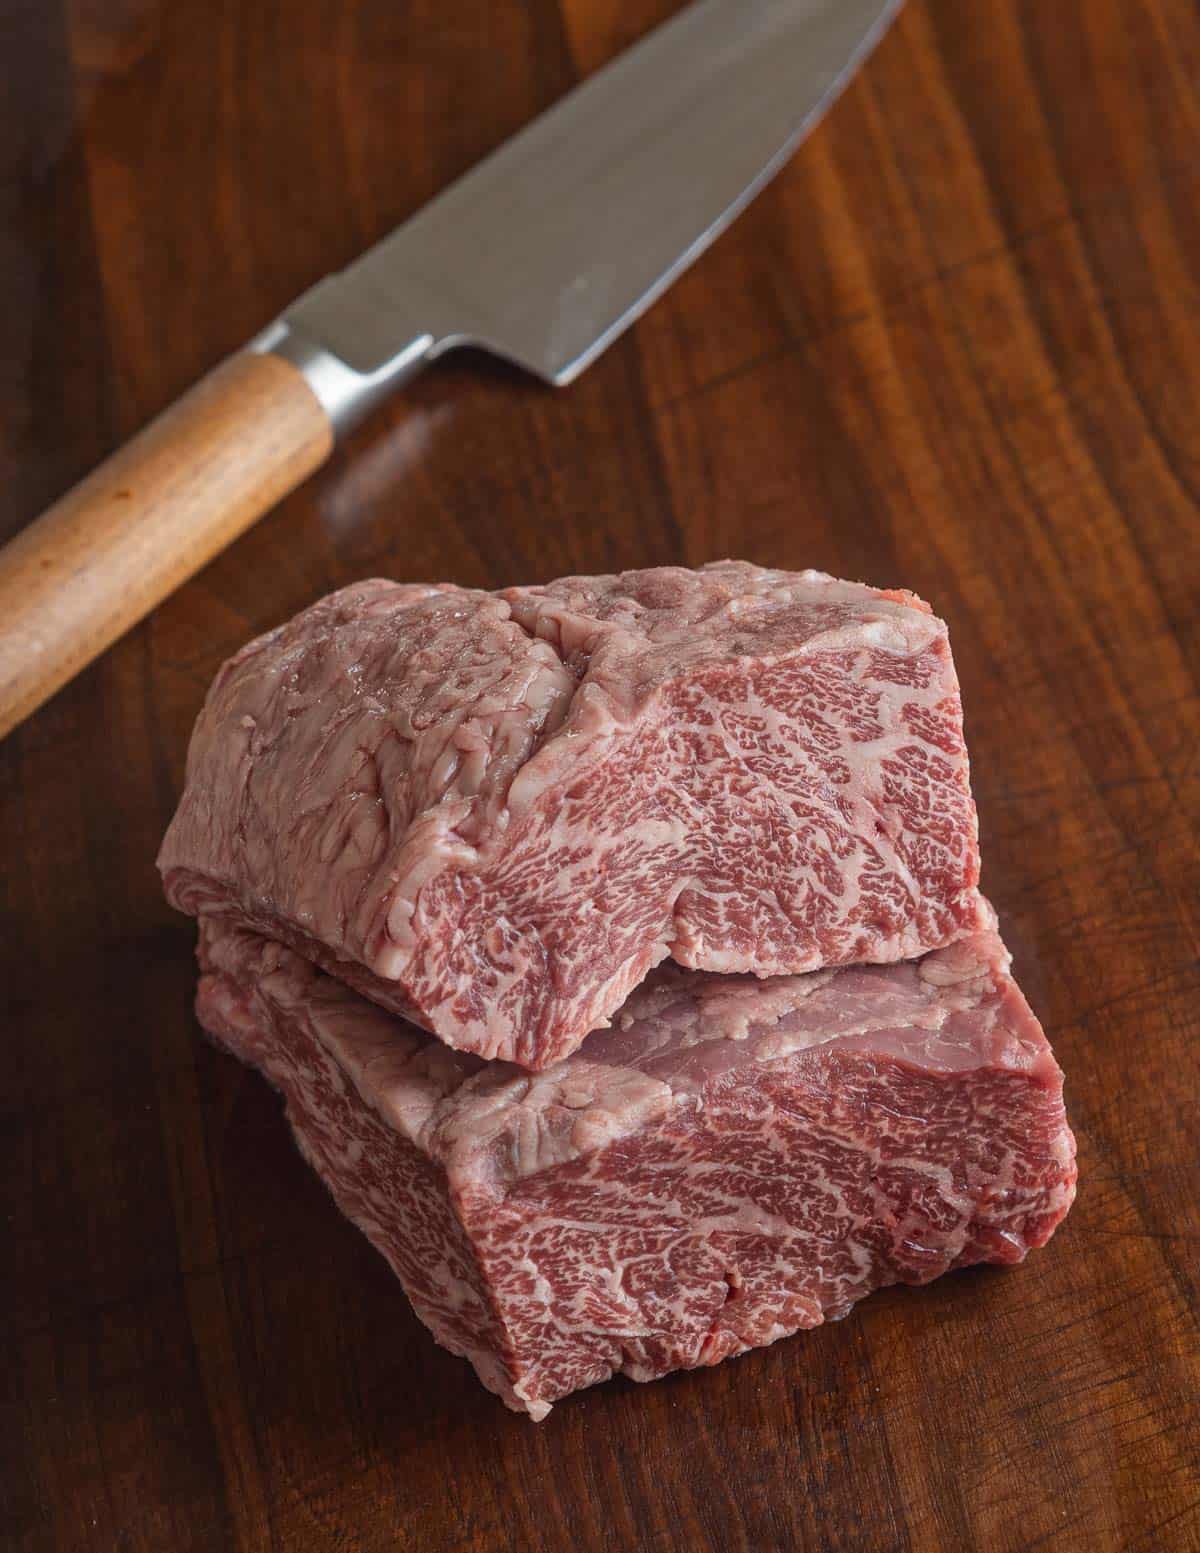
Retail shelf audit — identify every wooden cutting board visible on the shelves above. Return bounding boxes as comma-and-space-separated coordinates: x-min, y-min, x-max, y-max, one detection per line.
3, 2, 1197, 1550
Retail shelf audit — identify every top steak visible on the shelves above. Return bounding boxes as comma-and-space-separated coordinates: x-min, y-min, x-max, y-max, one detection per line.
160, 562, 986, 1069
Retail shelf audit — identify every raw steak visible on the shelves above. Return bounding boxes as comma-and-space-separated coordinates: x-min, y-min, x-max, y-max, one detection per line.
196, 914, 1076, 1419
163, 562, 987, 1069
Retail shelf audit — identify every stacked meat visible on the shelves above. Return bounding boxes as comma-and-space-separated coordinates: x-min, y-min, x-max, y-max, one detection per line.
160, 562, 1076, 1418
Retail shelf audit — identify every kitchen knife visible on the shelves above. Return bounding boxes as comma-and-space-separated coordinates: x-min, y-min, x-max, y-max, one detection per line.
0, 0, 902, 739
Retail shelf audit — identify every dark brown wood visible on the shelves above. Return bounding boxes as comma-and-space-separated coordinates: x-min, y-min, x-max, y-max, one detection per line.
3, 2, 1198, 1550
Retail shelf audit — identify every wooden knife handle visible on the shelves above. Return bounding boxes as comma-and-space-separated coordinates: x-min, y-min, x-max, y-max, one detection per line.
0, 351, 333, 740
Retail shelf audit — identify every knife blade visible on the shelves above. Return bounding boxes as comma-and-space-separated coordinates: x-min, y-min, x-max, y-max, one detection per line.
258, 0, 903, 425
0, 0, 902, 738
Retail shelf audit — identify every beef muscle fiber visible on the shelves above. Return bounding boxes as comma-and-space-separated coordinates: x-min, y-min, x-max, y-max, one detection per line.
196, 914, 1075, 1419
163, 562, 987, 1069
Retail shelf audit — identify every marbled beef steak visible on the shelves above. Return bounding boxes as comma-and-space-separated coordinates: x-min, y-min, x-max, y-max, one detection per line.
196, 914, 1075, 1419
162, 563, 987, 1069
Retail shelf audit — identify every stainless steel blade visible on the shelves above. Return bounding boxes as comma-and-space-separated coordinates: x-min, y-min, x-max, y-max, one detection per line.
258, 0, 902, 428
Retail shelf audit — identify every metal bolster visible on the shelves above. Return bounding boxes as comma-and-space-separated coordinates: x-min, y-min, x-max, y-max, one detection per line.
249, 318, 435, 437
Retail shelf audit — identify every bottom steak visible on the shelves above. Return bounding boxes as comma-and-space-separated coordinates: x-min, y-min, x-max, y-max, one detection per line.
196, 916, 1076, 1419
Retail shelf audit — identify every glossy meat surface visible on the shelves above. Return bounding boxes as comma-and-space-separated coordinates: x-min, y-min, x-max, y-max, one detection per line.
164, 562, 986, 1068
196, 916, 1076, 1418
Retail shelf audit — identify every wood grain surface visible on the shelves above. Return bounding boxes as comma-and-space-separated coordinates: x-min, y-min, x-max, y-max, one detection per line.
0, 351, 332, 738
2, 2, 1198, 1550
